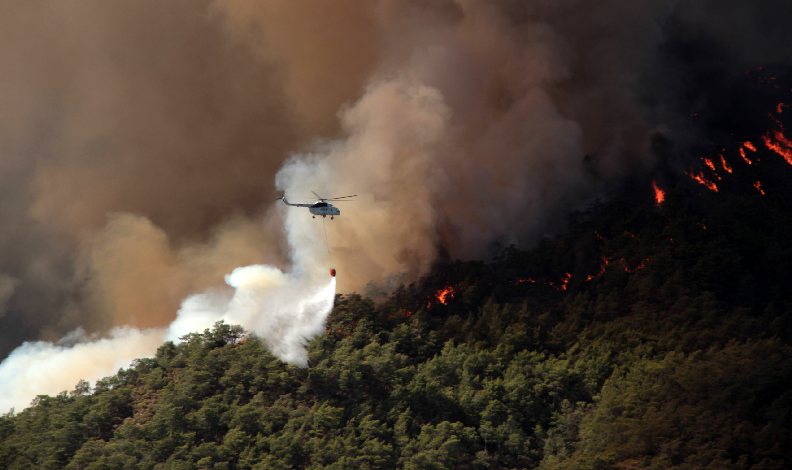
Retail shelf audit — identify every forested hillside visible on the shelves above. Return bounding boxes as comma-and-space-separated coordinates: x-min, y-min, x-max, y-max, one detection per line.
2, 71, 792, 470
2, 168, 792, 469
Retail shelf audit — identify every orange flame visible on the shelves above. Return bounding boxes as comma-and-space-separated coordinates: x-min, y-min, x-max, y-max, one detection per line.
652, 180, 665, 205
703, 158, 716, 171
763, 133, 792, 165
719, 155, 733, 173
625, 259, 647, 273
584, 252, 669, 281
761, 114, 792, 165
547, 273, 572, 291
777, 131, 792, 148
437, 286, 454, 305
744, 141, 757, 152
687, 171, 718, 191
586, 257, 611, 281
740, 148, 753, 164
754, 181, 765, 195
560, 273, 571, 290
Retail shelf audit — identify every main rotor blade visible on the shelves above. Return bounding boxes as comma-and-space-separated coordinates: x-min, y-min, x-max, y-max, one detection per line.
311, 191, 323, 200
326, 194, 358, 200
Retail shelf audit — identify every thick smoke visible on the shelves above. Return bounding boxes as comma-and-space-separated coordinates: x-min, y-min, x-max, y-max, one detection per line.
0, 328, 165, 413
1, 0, 791, 407
169, 268, 336, 367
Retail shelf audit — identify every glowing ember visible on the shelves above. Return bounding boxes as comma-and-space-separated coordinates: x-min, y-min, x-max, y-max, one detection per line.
583, 252, 673, 282
754, 181, 765, 195
719, 155, 733, 173
703, 158, 716, 171
740, 148, 753, 165
775, 129, 792, 147
652, 180, 665, 205
778, 103, 787, 114
763, 133, 792, 165
586, 257, 611, 281
437, 286, 454, 305
761, 114, 792, 165
687, 171, 718, 192
547, 273, 572, 291
625, 259, 647, 273
514, 278, 536, 284
744, 141, 757, 152
560, 273, 571, 290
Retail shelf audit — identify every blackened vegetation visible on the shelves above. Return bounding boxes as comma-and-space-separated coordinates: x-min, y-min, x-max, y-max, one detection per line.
3, 87, 792, 470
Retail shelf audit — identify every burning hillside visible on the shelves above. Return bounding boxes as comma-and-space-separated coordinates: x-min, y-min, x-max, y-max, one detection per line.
5, 71, 792, 468
1, 0, 792, 443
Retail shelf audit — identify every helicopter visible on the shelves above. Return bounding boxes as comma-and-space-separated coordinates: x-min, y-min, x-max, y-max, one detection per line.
276, 191, 356, 219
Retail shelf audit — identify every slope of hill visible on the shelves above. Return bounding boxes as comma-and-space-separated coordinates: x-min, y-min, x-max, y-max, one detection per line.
2, 70, 792, 469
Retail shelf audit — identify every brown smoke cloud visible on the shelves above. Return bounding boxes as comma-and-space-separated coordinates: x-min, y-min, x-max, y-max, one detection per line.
216, 0, 380, 135
0, 0, 789, 360
0, 0, 308, 355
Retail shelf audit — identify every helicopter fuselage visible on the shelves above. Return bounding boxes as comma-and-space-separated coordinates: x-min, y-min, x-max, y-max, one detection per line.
308, 202, 340, 217
277, 196, 341, 218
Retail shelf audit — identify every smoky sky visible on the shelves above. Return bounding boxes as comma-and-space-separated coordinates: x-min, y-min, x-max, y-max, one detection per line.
0, 0, 790, 360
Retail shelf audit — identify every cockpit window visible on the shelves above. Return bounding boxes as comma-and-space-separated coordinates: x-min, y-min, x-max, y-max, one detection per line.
313, 202, 328, 207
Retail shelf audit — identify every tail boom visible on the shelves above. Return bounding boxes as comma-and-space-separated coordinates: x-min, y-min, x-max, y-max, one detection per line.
277, 196, 313, 207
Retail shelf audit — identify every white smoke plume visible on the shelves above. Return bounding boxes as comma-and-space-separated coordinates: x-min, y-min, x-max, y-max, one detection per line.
168, 267, 336, 367
0, 265, 336, 413
0, 328, 165, 413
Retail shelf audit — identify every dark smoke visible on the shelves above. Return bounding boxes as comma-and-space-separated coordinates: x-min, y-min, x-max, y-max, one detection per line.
0, 0, 791, 363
